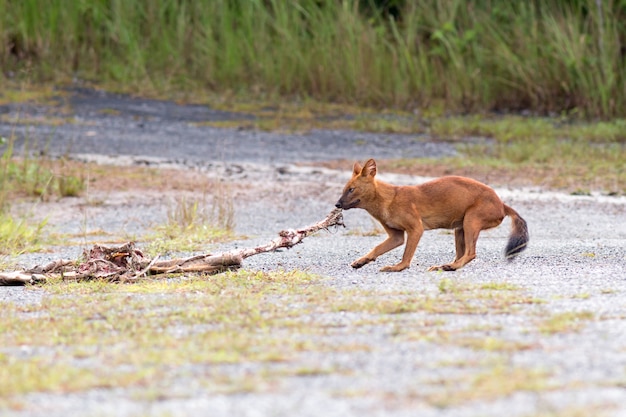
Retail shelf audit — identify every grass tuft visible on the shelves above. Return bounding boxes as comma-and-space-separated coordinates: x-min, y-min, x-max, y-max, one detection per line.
0, 213, 48, 255
426, 364, 553, 408
539, 311, 595, 334
145, 190, 235, 255
0, 135, 85, 254
1, 136, 86, 200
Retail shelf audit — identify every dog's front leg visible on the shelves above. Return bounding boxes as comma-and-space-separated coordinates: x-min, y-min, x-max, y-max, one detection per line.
380, 225, 423, 272
351, 227, 404, 269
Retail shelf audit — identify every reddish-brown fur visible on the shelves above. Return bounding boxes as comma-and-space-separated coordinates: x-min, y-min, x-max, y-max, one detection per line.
335, 159, 529, 271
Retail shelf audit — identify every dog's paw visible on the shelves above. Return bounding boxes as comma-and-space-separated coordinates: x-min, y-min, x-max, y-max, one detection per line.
351, 259, 369, 269
427, 264, 456, 272
380, 265, 407, 272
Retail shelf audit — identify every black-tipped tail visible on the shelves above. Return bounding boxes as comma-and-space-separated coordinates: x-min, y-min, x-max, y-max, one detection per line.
503, 205, 529, 260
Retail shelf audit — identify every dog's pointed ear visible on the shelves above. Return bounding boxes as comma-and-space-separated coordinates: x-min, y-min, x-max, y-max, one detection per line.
361, 159, 377, 178
352, 162, 362, 176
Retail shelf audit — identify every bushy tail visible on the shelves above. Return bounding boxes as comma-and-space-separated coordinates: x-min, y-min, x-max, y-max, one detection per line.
503, 204, 529, 260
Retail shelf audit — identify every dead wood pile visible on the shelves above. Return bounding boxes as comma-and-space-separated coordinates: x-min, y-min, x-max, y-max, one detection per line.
0, 208, 344, 286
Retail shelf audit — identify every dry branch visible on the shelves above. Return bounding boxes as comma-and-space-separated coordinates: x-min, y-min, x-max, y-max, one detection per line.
0, 208, 344, 286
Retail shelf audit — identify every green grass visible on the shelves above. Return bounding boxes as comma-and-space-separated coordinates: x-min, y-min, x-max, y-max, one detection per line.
539, 311, 595, 334
1, 136, 86, 200
425, 364, 553, 408
458, 138, 626, 192
0, 269, 617, 413
427, 116, 626, 143
1, 0, 624, 118
191, 104, 626, 193
455, 336, 535, 353
374, 114, 626, 193
0, 212, 48, 255
144, 191, 235, 256
0, 272, 535, 399
0, 270, 326, 396
334, 280, 542, 317
192, 104, 626, 193
0, 130, 235, 256
0, 134, 86, 255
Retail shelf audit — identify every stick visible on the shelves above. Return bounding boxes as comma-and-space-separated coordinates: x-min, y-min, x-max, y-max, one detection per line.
0, 208, 344, 285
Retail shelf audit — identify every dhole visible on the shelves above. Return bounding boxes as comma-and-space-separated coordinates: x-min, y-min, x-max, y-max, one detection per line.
335, 159, 528, 271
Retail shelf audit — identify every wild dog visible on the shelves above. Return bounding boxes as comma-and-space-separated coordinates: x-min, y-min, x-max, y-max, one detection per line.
335, 159, 528, 271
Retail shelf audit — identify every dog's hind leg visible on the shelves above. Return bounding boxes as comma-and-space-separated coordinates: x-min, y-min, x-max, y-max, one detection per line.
429, 204, 504, 271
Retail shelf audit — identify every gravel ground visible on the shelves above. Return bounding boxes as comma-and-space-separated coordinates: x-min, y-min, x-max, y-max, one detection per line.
1, 89, 625, 417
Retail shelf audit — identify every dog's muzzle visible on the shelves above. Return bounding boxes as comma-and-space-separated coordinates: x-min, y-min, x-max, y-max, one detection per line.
335, 199, 360, 210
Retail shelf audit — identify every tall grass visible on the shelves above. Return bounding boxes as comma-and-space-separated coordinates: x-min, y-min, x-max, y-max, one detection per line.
1, 0, 624, 117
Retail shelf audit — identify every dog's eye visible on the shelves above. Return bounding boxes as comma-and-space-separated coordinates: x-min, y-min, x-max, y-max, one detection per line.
348, 188, 355, 193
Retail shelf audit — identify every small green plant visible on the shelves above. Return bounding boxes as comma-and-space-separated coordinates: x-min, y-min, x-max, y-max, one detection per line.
0, 136, 54, 254
426, 364, 553, 408
54, 159, 86, 197
1, 136, 85, 199
480, 282, 521, 291
145, 189, 235, 255
456, 336, 534, 353
469, 365, 551, 399
0, 212, 48, 254
56, 174, 85, 197
539, 311, 595, 334
438, 278, 462, 294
